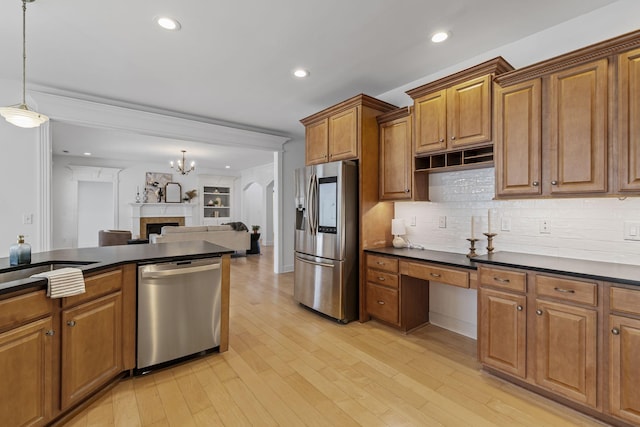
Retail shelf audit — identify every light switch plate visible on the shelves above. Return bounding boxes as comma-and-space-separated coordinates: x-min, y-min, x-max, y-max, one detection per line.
624, 221, 640, 241
438, 216, 446, 228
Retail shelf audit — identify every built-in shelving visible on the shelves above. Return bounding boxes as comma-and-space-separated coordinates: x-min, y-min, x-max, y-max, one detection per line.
414, 145, 493, 173
203, 186, 231, 220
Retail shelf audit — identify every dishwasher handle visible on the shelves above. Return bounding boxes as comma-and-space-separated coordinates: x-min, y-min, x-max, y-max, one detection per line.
141, 262, 220, 279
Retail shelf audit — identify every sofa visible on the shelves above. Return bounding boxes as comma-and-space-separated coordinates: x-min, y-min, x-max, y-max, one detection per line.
149, 225, 250, 251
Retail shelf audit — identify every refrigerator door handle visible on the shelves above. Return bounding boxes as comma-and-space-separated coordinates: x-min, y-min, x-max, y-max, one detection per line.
295, 255, 335, 268
307, 173, 318, 235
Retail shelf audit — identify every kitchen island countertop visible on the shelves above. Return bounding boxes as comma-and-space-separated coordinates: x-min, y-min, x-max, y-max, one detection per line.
0, 241, 233, 295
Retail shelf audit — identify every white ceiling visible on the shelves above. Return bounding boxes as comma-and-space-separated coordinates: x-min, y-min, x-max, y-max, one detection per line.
0, 0, 619, 170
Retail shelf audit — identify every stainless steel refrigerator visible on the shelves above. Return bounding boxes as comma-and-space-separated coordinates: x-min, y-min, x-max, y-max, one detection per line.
294, 160, 358, 323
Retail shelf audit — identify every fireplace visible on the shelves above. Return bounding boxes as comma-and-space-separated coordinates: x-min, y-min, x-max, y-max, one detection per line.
139, 216, 185, 239
129, 203, 196, 239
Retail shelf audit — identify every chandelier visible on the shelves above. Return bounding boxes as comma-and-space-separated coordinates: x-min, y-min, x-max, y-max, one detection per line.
0, 0, 49, 128
170, 150, 195, 175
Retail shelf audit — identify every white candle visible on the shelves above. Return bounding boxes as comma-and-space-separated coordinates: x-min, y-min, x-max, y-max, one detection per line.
471, 216, 475, 239
488, 209, 492, 234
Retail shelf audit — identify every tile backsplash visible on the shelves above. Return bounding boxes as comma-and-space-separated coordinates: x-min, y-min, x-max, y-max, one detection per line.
395, 168, 640, 266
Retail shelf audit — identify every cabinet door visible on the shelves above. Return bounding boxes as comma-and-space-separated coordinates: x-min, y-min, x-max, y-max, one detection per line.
479, 288, 527, 378
549, 59, 608, 194
414, 89, 447, 154
618, 48, 640, 192
379, 115, 412, 200
328, 107, 359, 161
61, 292, 122, 410
305, 118, 329, 165
609, 315, 640, 425
534, 300, 597, 407
448, 75, 492, 148
494, 79, 542, 197
0, 317, 53, 427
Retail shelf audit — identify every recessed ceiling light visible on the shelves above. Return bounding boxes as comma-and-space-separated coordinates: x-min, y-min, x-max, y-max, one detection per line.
83, 152, 91, 156
431, 31, 449, 43
293, 68, 310, 78
225, 165, 231, 169
156, 16, 181, 31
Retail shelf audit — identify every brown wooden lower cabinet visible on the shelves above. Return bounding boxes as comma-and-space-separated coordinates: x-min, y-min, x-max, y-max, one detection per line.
534, 299, 597, 407
61, 291, 123, 410
0, 315, 53, 427
609, 314, 640, 424
478, 287, 526, 378
478, 266, 640, 426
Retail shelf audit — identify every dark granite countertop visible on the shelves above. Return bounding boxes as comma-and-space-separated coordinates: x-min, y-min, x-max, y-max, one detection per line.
365, 247, 477, 270
366, 247, 640, 287
0, 241, 234, 295
473, 251, 640, 287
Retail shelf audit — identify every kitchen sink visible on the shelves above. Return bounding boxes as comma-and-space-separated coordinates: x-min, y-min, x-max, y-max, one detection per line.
0, 262, 96, 283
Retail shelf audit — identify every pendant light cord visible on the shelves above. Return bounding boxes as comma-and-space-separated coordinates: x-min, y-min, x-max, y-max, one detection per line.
21, 0, 27, 106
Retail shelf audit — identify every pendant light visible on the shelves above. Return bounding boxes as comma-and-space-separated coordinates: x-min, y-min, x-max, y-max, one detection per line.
0, 0, 49, 128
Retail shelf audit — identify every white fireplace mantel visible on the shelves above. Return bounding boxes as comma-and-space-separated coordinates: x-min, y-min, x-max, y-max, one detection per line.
130, 203, 197, 237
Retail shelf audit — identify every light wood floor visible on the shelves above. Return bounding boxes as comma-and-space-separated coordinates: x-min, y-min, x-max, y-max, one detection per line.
64, 247, 608, 426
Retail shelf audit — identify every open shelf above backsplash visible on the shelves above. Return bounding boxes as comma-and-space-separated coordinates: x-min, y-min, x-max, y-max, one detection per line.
415, 145, 494, 173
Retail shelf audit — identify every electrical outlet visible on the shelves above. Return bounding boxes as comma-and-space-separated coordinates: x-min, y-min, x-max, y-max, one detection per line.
501, 218, 511, 232
438, 216, 447, 228
22, 213, 33, 225
624, 221, 640, 241
410, 216, 416, 226
539, 219, 551, 234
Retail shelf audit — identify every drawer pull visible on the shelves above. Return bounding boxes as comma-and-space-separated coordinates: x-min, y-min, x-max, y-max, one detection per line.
612, 328, 620, 335
378, 277, 385, 281
430, 273, 441, 278
536, 309, 543, 316
493, 277, 510, 283
553, 287, 575, 294
516, 305, 523, 311
377, 300, 385, 305
376, 261, 385, 265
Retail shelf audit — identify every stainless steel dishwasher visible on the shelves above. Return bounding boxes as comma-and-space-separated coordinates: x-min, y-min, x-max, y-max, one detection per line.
137, 257, 221, 371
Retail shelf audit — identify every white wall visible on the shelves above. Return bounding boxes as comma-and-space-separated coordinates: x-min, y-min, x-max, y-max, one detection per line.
375, 0, 640, 338
239, 163, 275, 241
0, 79, 42, 256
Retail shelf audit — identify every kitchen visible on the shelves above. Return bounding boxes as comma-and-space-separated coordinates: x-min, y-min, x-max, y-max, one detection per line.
1, 0, 640, 426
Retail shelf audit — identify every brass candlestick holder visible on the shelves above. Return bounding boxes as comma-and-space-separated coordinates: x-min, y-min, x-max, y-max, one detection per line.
484, 232, 497, 254
466, 238, 479, 258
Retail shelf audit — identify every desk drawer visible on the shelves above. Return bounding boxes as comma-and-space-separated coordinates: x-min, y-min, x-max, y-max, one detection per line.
366, 254, 398, 274
479, 266, 527, 293
366, 269, 399, 289
536, 275, 597, 306
366, 283, 399, 325
406, 263, 469, 288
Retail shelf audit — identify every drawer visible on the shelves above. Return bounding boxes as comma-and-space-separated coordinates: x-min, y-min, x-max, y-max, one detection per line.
535, 275, 597, 306
479, 266, 527, 293
62, 267, 122, 308
610, 286, 640, 316
0, 290, 51, 332
406, 262, 469, 288
366, 283, 399, 325
366, 269, 399, 289
366, 254, 398, 274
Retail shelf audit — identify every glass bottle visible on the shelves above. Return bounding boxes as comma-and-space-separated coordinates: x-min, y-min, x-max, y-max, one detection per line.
9, 235, 31, 266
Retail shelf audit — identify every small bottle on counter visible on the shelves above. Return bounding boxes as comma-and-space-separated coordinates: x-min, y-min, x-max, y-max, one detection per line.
9, 235, 31, 266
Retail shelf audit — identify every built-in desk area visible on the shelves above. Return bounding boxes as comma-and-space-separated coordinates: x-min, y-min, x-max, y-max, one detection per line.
364, 247, 477, 332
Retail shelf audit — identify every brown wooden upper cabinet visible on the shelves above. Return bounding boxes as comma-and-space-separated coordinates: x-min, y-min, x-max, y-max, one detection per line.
300, 94, 397, 166
618, 46, 640, 192
407, 57, 514, 155
377, 108, 415, 201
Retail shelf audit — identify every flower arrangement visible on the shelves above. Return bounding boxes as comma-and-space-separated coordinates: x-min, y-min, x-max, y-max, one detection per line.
183, 189, 197, 203
251, 225, 261, 234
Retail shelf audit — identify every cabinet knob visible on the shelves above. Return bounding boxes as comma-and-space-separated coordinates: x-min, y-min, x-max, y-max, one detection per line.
377, 300, 385, 305
450, 136, 456, 140
532, 181, 539, 187
439, 138, 444, 143
516, 305, 523, 311
405, 189, 410, 193
45, 330, 55, 336
551, 180, 558, 186
67, 320, 76, 327
612, 328, 620, 335
536, 309, 543, 316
